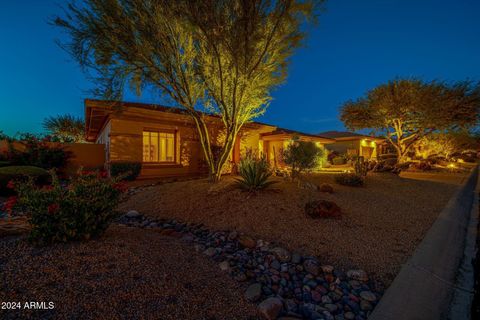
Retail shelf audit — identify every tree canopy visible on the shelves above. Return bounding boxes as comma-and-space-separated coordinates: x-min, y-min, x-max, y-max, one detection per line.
340, 79, 480, 162
54, 0, 322, 181
42, 114, 85, 143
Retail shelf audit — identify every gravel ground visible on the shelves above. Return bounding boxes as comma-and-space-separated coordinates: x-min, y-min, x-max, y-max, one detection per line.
120, 172, 460, 284
0, 226, 257, 320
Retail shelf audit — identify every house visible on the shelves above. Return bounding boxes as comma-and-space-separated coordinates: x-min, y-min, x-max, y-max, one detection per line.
317, 131, 385, 160
85, 99, 335, 178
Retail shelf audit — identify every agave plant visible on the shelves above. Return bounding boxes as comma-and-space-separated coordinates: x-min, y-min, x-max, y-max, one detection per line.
236, 153, 277, 192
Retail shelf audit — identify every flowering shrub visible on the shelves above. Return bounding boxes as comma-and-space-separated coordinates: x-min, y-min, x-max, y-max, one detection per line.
12, 170, 126, 244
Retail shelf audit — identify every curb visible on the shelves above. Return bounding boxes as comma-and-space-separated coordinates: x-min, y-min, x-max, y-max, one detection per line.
369, 166, 479, 320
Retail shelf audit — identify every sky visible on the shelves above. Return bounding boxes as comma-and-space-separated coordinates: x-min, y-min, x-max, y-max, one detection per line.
0, 0, 479, 136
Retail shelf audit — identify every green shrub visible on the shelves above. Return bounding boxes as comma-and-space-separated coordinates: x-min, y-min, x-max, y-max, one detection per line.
12, 171, 126, 245
283, 139, 324, 178
6, 134, 71, 170
0, 166, 50, 195
236, 153, 276, 192
0, 161, 10, 167
332, 156, 346, 165
110, 162, 141, 181
334, 173, 364, 187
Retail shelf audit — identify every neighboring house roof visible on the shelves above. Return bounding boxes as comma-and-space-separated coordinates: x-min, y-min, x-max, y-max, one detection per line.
261, 128, 335, 144
317, 130, 384, 142
85, 99, 276, 142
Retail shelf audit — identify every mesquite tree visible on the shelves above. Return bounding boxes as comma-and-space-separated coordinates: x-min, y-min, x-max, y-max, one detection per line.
53, 0, 321, 181
340, 79, 480, 163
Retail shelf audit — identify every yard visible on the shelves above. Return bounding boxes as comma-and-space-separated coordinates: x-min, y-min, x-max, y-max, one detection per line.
0, 226, 257, 320
120, 172, 462, 284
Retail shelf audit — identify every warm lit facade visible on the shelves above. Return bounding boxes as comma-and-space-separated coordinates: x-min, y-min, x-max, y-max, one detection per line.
318, 131, 385, 160
85, 99, 335, 178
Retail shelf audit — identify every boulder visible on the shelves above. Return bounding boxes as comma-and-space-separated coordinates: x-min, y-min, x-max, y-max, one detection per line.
319, 183, 334, 193
257, 297, 283, 320
305, 200, 342, 219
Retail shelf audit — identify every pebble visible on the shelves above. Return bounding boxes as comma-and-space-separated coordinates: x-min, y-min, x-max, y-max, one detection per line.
359, 291, 377, 302
257, 297, 283, 320
245, 283, 262, 302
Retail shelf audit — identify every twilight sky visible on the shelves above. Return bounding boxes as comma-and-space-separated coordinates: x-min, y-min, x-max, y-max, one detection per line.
1, 0, 479, 136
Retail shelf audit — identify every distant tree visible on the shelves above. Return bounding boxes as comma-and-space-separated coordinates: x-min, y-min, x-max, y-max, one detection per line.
416, 130, 479, 160
340, 79, 480, 163
43, 114, 85, 143
283, 139, 323, 178
53, 0, 322, 182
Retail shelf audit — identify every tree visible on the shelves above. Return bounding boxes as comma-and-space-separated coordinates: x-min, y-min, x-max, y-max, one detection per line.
415, 130, 479, 160
340, 79, 480, 163
283, 139, 323, 178
53, 0, 321, 181
43, 114, 85, 143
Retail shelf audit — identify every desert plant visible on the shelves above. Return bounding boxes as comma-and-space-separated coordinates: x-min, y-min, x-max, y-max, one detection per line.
12, 170, 126, 245
334, 173, 364, 187
236, 153, 276, 192
0, 166, 50, 195
110, 162, 142, 181
283, 140, 324, 178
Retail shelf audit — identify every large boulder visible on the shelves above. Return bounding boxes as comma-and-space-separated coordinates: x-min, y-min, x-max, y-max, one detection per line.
305, 200, 342, 219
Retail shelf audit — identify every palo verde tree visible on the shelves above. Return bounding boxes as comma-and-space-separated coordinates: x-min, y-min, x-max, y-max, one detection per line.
53, 0, 321, 181
340, 79, 480, 163
43, 114, 85, 142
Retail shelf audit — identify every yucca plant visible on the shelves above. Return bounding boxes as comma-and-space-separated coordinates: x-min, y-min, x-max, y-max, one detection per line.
236, 152, 276, 192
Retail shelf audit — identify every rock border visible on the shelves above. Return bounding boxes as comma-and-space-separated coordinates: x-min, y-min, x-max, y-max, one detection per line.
117, 211, 383, 320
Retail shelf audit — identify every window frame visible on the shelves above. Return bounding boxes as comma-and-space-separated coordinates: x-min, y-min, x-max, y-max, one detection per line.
142, 129, 177, 164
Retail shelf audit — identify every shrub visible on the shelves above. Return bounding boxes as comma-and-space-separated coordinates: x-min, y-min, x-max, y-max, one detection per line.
6, 134, 71, 170
110, 162, 142, 181
327, 151, 339, 163
334, 173, 364, 187
236, 153, 276, 192
332, 156, 346, 165
354, 157, 368, 177
413, 161, 432, 171
0, 161, 10, 167
0, 166, 50, 195
283, 139, 323, 178
12, 170, 126, 245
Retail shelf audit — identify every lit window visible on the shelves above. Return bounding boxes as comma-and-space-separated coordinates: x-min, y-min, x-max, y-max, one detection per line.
143, 131, 175, 162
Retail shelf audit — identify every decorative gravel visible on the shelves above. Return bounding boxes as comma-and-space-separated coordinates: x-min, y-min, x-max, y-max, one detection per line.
119, 172, 459, 284
0, 226, 257, 320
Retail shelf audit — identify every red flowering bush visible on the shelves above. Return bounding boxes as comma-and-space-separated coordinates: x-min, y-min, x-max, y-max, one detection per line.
12, 170, 126, 245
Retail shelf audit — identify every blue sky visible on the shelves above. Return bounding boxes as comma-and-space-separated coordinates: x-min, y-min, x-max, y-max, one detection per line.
1, 0, 479, 136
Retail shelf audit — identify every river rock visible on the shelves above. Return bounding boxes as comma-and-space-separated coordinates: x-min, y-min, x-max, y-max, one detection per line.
258, 297, 283, 320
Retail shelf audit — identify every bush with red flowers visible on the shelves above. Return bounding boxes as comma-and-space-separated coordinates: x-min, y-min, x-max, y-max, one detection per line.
12, 170, 126, 245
